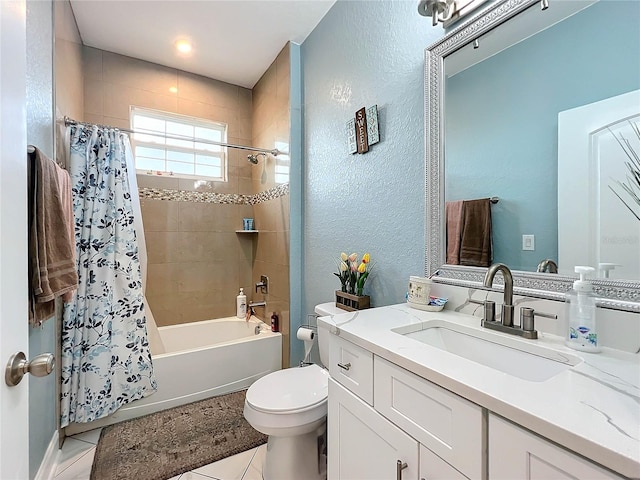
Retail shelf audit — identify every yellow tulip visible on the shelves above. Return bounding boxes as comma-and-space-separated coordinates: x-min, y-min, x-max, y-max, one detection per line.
358, 262, 366, 273
340, 252, 348, 261
362, 253, 371, 264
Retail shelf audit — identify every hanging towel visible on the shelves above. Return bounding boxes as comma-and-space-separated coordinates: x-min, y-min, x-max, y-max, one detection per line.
28, 148, 78, 325
459, 198, 493, 267
445, 200, 465, 264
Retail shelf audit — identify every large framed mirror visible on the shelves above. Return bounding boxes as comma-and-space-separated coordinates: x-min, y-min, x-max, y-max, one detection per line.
425, 0, 640, 311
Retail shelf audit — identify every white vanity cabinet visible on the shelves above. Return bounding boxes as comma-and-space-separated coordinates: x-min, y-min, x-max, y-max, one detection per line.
374, 357, 482, 479
489, 415, 625, 480
327, 335, 480, 480
329, 333, 374, 405
328, 378, 419, 480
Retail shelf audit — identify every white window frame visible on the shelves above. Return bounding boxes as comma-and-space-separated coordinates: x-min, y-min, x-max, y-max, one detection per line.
130, 106, 228, 181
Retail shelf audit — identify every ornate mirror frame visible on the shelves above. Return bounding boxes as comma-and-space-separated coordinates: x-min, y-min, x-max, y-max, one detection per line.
424, 0, 640, 312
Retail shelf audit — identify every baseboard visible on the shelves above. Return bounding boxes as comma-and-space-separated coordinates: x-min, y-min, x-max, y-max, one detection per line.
34, 431, 59, 480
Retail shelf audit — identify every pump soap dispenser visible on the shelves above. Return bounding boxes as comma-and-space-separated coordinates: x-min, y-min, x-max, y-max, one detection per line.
565, 266, 600, 352
236, 288, 247, 319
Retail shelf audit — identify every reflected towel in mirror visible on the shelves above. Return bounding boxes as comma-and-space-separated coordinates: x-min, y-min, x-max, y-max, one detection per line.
445, 200, 464, 264
459, 198, 493, 267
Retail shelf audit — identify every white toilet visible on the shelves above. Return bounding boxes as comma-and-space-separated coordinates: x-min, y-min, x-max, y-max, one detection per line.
243, 303, 339, 480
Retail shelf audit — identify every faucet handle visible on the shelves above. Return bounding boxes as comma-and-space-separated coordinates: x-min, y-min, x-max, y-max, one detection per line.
484, 300, 496, 322
520, 307, 557, 333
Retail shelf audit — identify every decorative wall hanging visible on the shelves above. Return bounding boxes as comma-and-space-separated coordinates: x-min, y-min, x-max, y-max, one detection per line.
346, 105, 379, 154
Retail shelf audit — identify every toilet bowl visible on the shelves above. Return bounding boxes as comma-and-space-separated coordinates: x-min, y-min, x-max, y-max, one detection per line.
243, 303, 341, 480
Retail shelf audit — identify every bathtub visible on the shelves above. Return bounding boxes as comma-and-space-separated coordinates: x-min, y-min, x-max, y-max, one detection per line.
65, 315, 281, 435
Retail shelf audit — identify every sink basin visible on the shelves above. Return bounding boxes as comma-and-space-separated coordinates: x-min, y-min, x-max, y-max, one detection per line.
392, 320, 581, 382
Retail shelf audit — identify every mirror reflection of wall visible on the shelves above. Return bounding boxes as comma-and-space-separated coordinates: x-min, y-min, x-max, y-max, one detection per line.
444, 0, 640, 274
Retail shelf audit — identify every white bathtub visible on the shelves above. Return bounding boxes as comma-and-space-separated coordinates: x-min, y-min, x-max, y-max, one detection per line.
65, 315, 281, 435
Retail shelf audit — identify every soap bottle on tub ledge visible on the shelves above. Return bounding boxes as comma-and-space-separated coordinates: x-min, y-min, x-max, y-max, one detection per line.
236, 288, 247, 319
565, 266, 600, 353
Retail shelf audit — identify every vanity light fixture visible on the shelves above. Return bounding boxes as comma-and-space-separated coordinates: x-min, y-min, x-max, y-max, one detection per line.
541, 0, 549, 10
417, 0, 456, 26
473, 39, 480, 49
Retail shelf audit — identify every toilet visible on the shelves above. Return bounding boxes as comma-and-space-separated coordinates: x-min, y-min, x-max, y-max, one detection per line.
243, 303, 340, 480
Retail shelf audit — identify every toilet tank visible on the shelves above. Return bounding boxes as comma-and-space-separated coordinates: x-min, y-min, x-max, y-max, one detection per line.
315, 302, 343, 368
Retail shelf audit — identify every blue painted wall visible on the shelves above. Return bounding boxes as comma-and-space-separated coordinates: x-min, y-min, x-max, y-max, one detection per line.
26, 1, 57, 477
445, 1, 640, 271
295, 0, 442, 361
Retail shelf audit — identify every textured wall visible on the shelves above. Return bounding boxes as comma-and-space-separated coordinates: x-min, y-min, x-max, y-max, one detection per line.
299, 0, 442, 337
251, 44, 291, 368
27, 1, 56, 476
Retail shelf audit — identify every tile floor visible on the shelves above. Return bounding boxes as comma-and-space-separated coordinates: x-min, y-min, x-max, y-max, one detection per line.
54, 428, 266, 480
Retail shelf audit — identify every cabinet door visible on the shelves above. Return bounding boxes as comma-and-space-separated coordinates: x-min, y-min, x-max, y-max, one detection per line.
420, 445, 470, 480
374, 356, 484, 479
328, 378, 419, 480
329, 334, 374, 404
489, 414, 625, 479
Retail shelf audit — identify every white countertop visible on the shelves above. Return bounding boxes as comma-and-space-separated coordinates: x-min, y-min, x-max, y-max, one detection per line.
317, 302, 640, 478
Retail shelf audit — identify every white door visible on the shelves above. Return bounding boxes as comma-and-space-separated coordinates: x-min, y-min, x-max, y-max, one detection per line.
0, 0, 29, 478
558, 89, 640, 279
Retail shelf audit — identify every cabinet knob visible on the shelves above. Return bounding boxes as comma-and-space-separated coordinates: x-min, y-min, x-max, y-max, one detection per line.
337, 362, 351, 371
396, 459, 408, 480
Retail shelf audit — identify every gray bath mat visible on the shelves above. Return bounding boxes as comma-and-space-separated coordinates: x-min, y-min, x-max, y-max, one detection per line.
90, 389, 267, 480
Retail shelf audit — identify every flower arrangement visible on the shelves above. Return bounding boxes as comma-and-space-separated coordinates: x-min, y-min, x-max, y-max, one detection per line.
334, 252, 373, 296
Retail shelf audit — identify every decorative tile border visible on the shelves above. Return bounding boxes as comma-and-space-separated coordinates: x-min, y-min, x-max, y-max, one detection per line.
138, 183, 289, 205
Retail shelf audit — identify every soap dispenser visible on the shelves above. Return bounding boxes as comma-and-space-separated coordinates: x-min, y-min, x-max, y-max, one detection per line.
236, 288, 246, 319
565, 266, 600, 352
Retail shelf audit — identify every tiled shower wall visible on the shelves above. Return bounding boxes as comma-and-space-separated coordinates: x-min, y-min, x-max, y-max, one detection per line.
252, 44, 291, 367
82, 47, 289, 345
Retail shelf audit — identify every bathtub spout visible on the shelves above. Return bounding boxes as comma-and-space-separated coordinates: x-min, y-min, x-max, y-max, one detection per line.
246, 301, 266, 321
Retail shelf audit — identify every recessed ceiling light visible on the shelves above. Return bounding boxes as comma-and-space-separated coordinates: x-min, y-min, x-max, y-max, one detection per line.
169, 86, 178, 94
175, 40, 192, 54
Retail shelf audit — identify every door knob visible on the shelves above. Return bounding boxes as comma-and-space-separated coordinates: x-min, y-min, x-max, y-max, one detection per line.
5, 352, 55, 386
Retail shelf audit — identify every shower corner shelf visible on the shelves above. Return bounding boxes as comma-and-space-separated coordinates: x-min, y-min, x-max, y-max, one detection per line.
235, 230, 259, 233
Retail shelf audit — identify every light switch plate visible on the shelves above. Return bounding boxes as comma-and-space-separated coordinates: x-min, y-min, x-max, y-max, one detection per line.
522, 234, 535, 251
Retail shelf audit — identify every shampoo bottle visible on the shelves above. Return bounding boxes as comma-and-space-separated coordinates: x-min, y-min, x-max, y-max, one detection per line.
565, 266, 600, 352
236, 288, 246, 319
270, 312, 279, 332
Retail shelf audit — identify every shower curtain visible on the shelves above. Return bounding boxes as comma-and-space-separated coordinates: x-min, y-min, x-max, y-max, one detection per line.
60, 124, 156, 427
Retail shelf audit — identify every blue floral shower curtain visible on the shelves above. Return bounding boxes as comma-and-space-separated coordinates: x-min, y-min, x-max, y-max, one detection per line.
60, 124, 156, 427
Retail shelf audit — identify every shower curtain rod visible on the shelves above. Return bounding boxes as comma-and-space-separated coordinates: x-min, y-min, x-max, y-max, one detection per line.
63, 116, 280, 156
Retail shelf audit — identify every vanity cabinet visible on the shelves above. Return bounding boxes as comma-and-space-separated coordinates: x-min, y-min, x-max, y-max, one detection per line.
374, 357, 482, 479
489, 414, 625, 480
327, 336, 480, 480
329, 333, 374, 405
328, 378, 419, 480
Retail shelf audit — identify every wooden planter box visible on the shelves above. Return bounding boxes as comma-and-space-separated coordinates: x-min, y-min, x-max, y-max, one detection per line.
335, 290, 370, 312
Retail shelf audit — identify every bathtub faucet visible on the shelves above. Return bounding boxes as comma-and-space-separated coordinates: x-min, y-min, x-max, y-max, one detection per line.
246, 301, 266, 321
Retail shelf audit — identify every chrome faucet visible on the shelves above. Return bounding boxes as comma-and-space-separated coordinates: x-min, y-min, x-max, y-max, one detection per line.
483, 263, 514, 327
246, 301, 266, 321
536, 259, 558, 273
482, 263, 557, 339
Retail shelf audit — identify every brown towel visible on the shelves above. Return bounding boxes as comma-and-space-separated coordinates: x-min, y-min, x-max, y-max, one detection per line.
445, 200, 465, 264
28, 148, 78, 325
459, 198, 492, 267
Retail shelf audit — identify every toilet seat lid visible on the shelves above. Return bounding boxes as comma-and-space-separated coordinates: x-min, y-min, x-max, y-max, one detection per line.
246, 364, 329, 413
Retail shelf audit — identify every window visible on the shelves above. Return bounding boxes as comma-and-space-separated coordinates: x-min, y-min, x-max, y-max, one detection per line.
130, 107, 228, 181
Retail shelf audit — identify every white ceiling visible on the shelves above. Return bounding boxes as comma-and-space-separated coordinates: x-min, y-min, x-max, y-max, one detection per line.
70, 0, 336, 89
